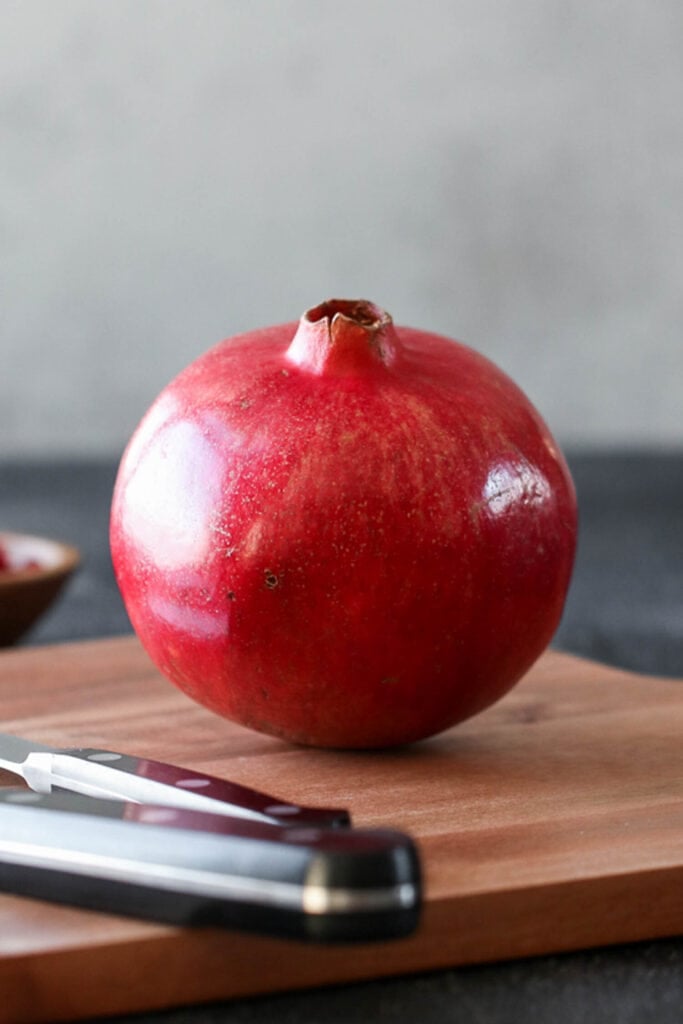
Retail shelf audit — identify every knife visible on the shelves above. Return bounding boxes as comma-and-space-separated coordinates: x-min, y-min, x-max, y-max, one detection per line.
0, 733, 421, 941
0, 731, 350, 828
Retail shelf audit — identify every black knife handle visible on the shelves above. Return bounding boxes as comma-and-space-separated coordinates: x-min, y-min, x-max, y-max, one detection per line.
0, 789, 420, 943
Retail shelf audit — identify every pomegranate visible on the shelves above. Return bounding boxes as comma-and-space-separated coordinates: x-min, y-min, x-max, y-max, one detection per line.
110, 299, 577, 748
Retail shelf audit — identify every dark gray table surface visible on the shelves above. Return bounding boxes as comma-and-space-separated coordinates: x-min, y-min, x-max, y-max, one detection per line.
1, 452, 682, 1023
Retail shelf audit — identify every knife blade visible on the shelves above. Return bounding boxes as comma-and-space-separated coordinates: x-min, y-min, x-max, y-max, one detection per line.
0, 732, 350, 829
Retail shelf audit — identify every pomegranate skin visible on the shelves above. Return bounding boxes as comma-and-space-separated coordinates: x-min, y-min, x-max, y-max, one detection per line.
110, 300, 577, 748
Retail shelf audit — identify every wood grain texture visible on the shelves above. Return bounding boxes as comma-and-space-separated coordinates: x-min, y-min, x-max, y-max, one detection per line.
0, 636, 681, 1022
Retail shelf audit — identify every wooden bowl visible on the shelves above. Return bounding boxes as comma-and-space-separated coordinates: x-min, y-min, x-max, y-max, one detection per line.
0, 532, 80, 646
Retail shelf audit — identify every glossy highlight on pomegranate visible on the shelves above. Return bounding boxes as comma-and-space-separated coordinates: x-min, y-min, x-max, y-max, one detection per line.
110, 300, 577, 748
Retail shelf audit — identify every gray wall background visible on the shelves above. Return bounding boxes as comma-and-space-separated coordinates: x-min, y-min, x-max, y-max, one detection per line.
2, 1, 681, 457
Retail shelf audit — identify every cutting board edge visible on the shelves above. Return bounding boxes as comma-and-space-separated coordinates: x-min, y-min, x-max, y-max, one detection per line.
2, 860, 683, 1024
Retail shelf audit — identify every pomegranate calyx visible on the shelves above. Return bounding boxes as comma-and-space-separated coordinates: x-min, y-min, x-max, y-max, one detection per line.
285, 298, 399, 376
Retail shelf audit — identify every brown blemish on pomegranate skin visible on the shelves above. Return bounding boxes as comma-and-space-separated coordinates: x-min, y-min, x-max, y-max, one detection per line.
264, 570, 280, 590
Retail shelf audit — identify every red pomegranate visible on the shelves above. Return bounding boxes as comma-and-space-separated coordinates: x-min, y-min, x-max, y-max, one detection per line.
110, 300, 577, 748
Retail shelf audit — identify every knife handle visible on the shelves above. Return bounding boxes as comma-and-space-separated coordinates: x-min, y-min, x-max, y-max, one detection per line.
0, 789, 420, 943
22, 748, 350, 829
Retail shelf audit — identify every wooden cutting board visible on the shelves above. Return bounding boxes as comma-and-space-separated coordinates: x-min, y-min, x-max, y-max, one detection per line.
0, 636, 682, 1023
